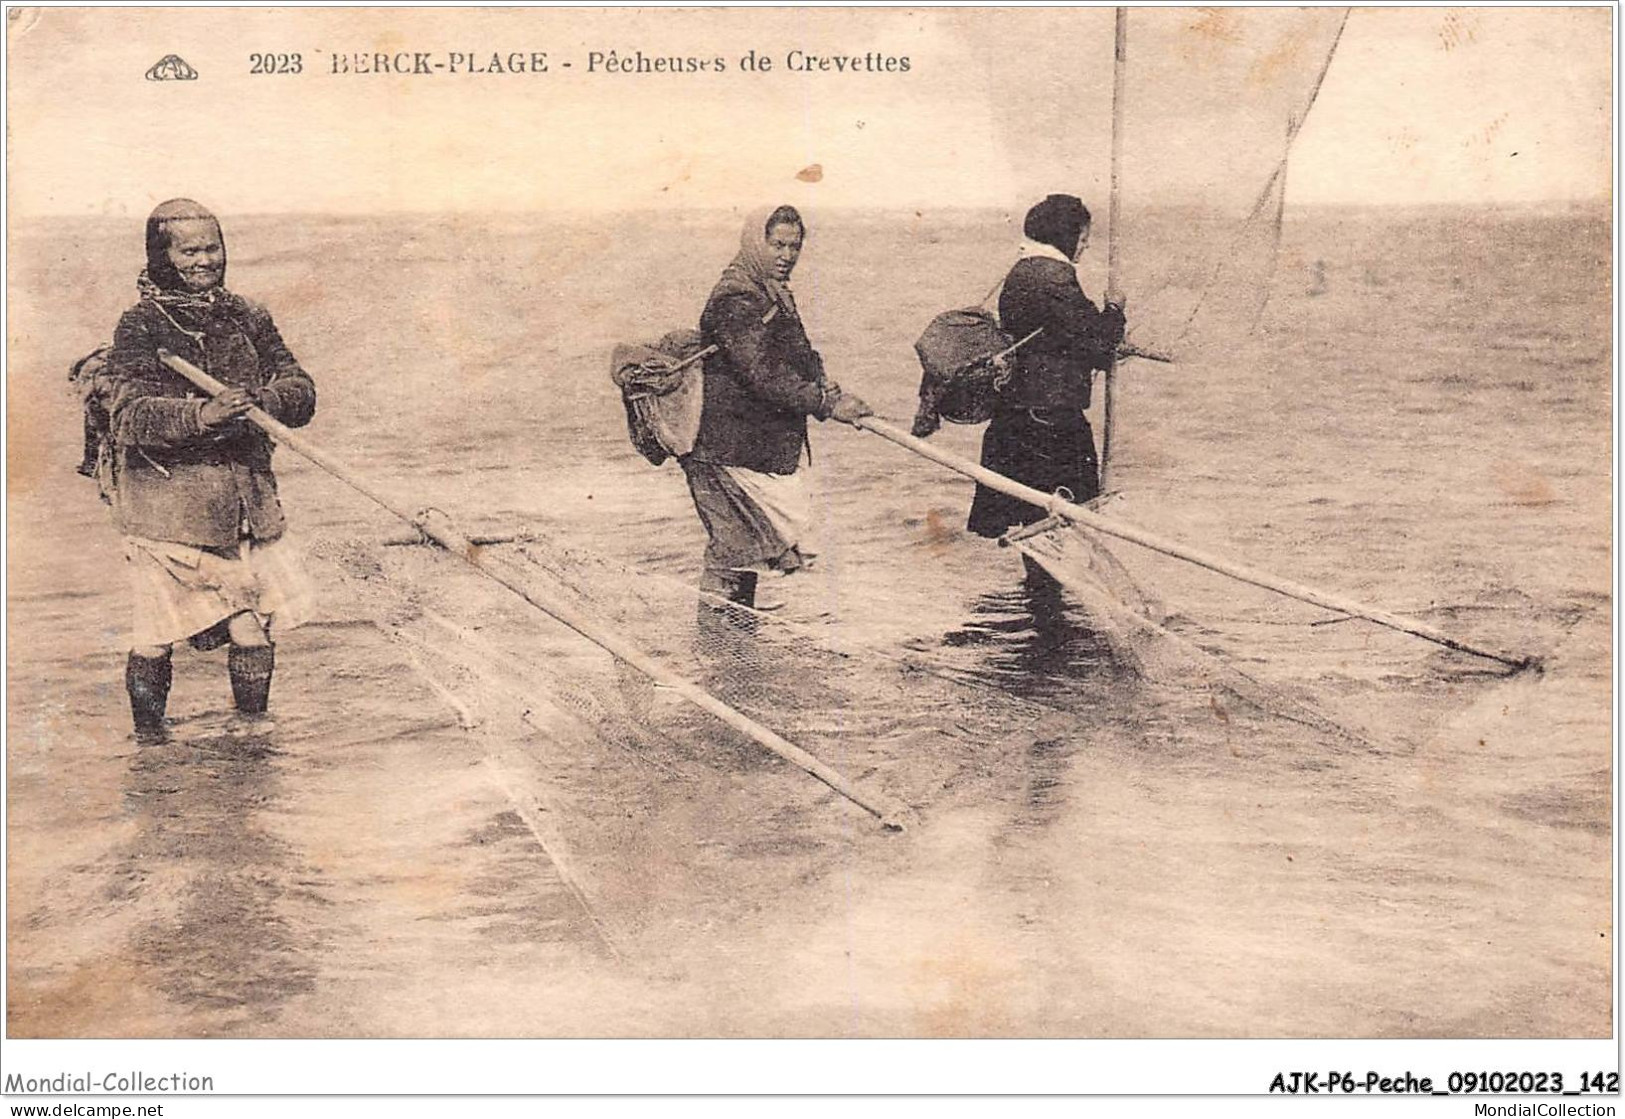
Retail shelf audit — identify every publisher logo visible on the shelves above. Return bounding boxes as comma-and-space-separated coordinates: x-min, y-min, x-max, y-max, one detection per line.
145, 55, 198, 81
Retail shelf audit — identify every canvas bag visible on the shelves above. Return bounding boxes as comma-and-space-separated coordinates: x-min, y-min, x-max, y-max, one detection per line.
69, 343, 116, 502
610, 329, 708, 466
910, 277, 1031, 437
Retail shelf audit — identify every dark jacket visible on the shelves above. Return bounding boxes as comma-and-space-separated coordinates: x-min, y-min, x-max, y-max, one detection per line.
997, 256, 1124, 414
105, 296, 316, 546
689, 278, 833, 475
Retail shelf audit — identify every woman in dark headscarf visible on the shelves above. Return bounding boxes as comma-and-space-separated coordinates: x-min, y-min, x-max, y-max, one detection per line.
967, 193, 1125, 541
682, 205, 871, 610
103, 199, 318, 735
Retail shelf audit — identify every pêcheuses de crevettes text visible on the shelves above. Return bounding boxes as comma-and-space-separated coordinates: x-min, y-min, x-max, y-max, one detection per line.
319, 48, 910, 76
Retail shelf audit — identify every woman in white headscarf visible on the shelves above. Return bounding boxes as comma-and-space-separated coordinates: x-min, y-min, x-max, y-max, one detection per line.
680, 205, 871, 610
967, 193, 1124, 541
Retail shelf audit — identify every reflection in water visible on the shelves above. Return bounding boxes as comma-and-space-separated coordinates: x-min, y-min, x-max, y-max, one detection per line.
940, 560, 1137, 826
943, 562, 1124, 702
118, 728, 317, 1032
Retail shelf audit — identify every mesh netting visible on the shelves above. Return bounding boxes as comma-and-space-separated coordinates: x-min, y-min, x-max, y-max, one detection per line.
1008, 523, 1385, 751
310, 520, 1388, 813
307, 531, 1094, 822
1115, 8, 1349, 357
962, 7, 1348, 356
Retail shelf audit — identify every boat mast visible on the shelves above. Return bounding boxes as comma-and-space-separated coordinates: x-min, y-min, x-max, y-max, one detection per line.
1100, 6, 1127, 488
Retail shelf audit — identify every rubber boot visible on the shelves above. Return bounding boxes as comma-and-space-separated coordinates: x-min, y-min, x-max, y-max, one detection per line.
728, 570, 758, 608
696, 568, 759, 651
699, 567, 757, 609
125, 650, 172, 735
228, 644, 275, 715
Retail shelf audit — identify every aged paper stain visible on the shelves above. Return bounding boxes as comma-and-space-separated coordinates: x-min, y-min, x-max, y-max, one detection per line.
920, 507, 956, 556
1492, 461, 1557, 507
1247, 29, 1311, 90
1438, 11, 1480, 52
911, 932, 1017, 1037
1188, 8, 1242, 45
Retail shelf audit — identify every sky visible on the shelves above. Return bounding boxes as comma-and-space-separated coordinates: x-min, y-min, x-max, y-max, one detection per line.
5, 5, 1614, 216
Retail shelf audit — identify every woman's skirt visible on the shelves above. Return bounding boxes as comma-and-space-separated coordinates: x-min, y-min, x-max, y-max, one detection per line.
967, 409, 1100, 539
124, 533, 316, 648
681, 458, 811, 573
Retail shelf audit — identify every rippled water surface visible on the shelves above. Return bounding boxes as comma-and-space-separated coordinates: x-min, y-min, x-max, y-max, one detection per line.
6, 206, 1611, 1037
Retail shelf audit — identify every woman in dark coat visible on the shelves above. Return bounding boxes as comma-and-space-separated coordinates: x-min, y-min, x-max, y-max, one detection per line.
681, 205, 870, 609
967, 194, 1125, 540
104, 198, 317, 734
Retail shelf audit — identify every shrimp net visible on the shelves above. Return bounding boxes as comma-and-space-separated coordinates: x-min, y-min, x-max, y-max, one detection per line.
306, 522, 1376, 838
965, 6, 1351, 360
297, 475, 1576, 947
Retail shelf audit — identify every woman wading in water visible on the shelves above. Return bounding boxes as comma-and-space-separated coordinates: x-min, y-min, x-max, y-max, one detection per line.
968, 194, 1125, 596
104, 199, 317, 736
681, 205, 871, 611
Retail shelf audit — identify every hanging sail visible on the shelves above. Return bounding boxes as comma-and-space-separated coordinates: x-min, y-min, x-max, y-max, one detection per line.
1112, 8, 1350, 357
958, 7, 1349, 358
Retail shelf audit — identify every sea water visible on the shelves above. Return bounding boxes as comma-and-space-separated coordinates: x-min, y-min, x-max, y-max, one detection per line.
6, 205, 1610, 1036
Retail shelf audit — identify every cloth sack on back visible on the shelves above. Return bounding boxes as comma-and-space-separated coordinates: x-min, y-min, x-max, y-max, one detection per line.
910, 307, 1015, 437
69, 343, 116, 503
610, 328, 708, 466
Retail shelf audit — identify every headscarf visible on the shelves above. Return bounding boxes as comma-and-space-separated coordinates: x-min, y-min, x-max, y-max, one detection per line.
143, 198, 227, 294
1016, 237, 1076, 270
136, 199, 247, 330
713, 204, 804, 317
1022, 194, 1091, 260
